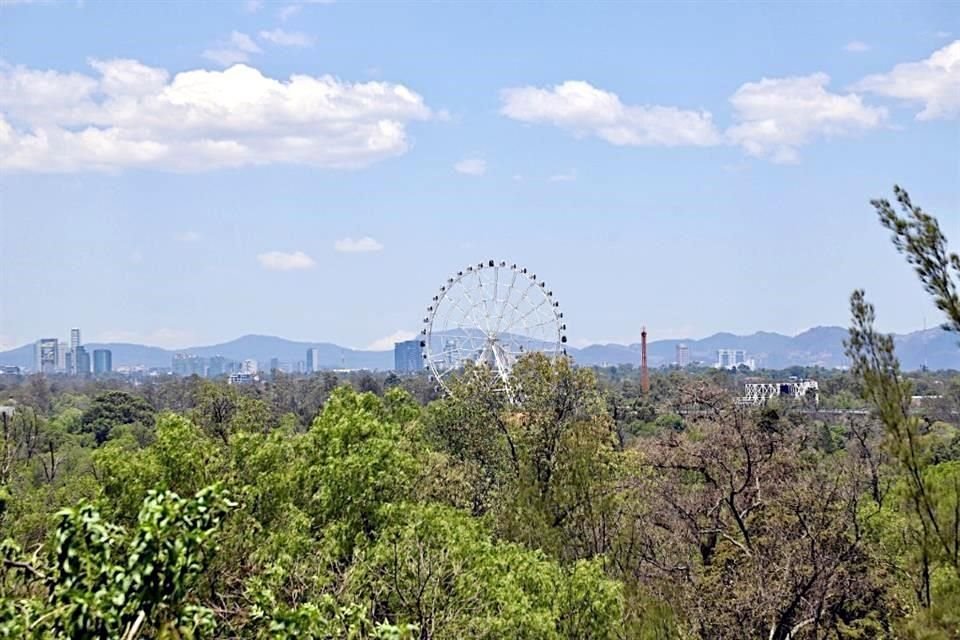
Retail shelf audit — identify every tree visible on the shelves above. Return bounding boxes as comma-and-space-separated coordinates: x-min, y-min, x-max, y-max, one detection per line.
80, 391, 156, 445
845, 186, 960, 637
297, 386, 419, 559
1, 485, 235, 639
618, 386, 887, 639
347, 502, 623, 639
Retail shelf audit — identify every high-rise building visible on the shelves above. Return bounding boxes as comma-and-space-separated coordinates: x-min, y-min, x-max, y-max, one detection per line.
35, 339, 58, 374
306, 348, 322, 373
269, 357, 280, 373
394, 339, 422, 373
70, 328, 80, 350
172, 353, 207, 376
207, 356, 230, 377
74, 346, 91, 375
93, 349, 112, 375
675, 344, 690, 367
716, 349, 749, 370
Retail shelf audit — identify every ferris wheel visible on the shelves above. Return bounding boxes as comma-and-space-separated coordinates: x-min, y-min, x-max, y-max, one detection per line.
421, 259, 567, 394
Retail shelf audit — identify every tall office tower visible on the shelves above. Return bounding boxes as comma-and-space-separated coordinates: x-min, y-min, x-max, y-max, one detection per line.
74, 346, 91, 375
393, 340, 422, 373
71, 328, 80, 350
58, 341, 68, 372
306, 348, 321, 373
93, 349, 112, 375
207, 356, 229, 377
35, 339, 59, 374
675, 344, 690, 367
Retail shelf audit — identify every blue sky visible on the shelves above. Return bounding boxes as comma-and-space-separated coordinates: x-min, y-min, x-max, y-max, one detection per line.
1, 0, 958, 351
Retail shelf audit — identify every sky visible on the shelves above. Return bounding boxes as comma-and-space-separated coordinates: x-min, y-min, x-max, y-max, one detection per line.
0, 0, 958, 352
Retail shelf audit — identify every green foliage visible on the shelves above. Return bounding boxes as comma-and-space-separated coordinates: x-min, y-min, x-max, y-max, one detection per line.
254, 594, 417, 639
846, 186, 960, 638
349, 502, 623, 639
80, 391, 156, 445
299, 386, 418, 559
1, 485, 234, 639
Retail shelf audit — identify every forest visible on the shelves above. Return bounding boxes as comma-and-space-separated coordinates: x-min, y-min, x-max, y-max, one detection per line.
1, 187, 959, 639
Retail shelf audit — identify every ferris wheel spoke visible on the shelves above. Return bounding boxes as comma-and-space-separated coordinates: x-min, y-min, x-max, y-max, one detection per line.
444, 293, 486, 341
503, 296, 550, 336
493, 268, 518, 334
498, 278, 537, 337
457, 276, 492, 335
521, 317, 560, 335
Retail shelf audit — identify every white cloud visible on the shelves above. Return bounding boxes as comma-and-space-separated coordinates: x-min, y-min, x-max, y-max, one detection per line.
231, 31, 261, 53
259, 28, 314, 47
279, 4, 301, 20
203, 31, 261, 67
279, 0, 334, 21
500, 80, 722, 147
366, 329, 415, 351
454, 157, 486, 175
936, 31, 952, 39
548, 170, 576, 182
334, 236, 383, 253
201, 49, 249, 66
257, 250, 316, 270
176, 230, 201, 243
852, 40, 960, 120
0, 58, 432, 172
726, 73, 887, 163
844, 41, 870, 53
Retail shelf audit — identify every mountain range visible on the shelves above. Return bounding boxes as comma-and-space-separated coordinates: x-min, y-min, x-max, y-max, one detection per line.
2, 326, 958, 372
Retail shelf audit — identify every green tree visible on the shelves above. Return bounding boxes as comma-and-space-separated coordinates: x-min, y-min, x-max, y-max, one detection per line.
348, 502, 623, 639
80, 391, 156, 445
298, 386, 419, 560
1, 485, 234, 639
846, 186, 960, 637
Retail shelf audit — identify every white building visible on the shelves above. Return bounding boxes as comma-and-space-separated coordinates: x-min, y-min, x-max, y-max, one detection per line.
739, 379, 819, 405
716, 349, 754, 370
228, 372, 256, 385
35, 339, 58, 374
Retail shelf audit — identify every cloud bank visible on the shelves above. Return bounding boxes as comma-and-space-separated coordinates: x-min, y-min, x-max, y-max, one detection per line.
0, 58, 432, 172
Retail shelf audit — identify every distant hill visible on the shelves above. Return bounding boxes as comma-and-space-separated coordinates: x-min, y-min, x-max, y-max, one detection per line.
0, 336, 394, 371
1, 326, 958, 372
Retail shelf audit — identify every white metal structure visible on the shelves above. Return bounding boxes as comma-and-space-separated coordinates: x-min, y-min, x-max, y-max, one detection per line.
739, 380, 820, 406
421, 260, 567, 394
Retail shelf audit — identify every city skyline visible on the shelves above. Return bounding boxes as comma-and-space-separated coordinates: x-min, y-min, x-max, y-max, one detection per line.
1, 2, 958, 352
